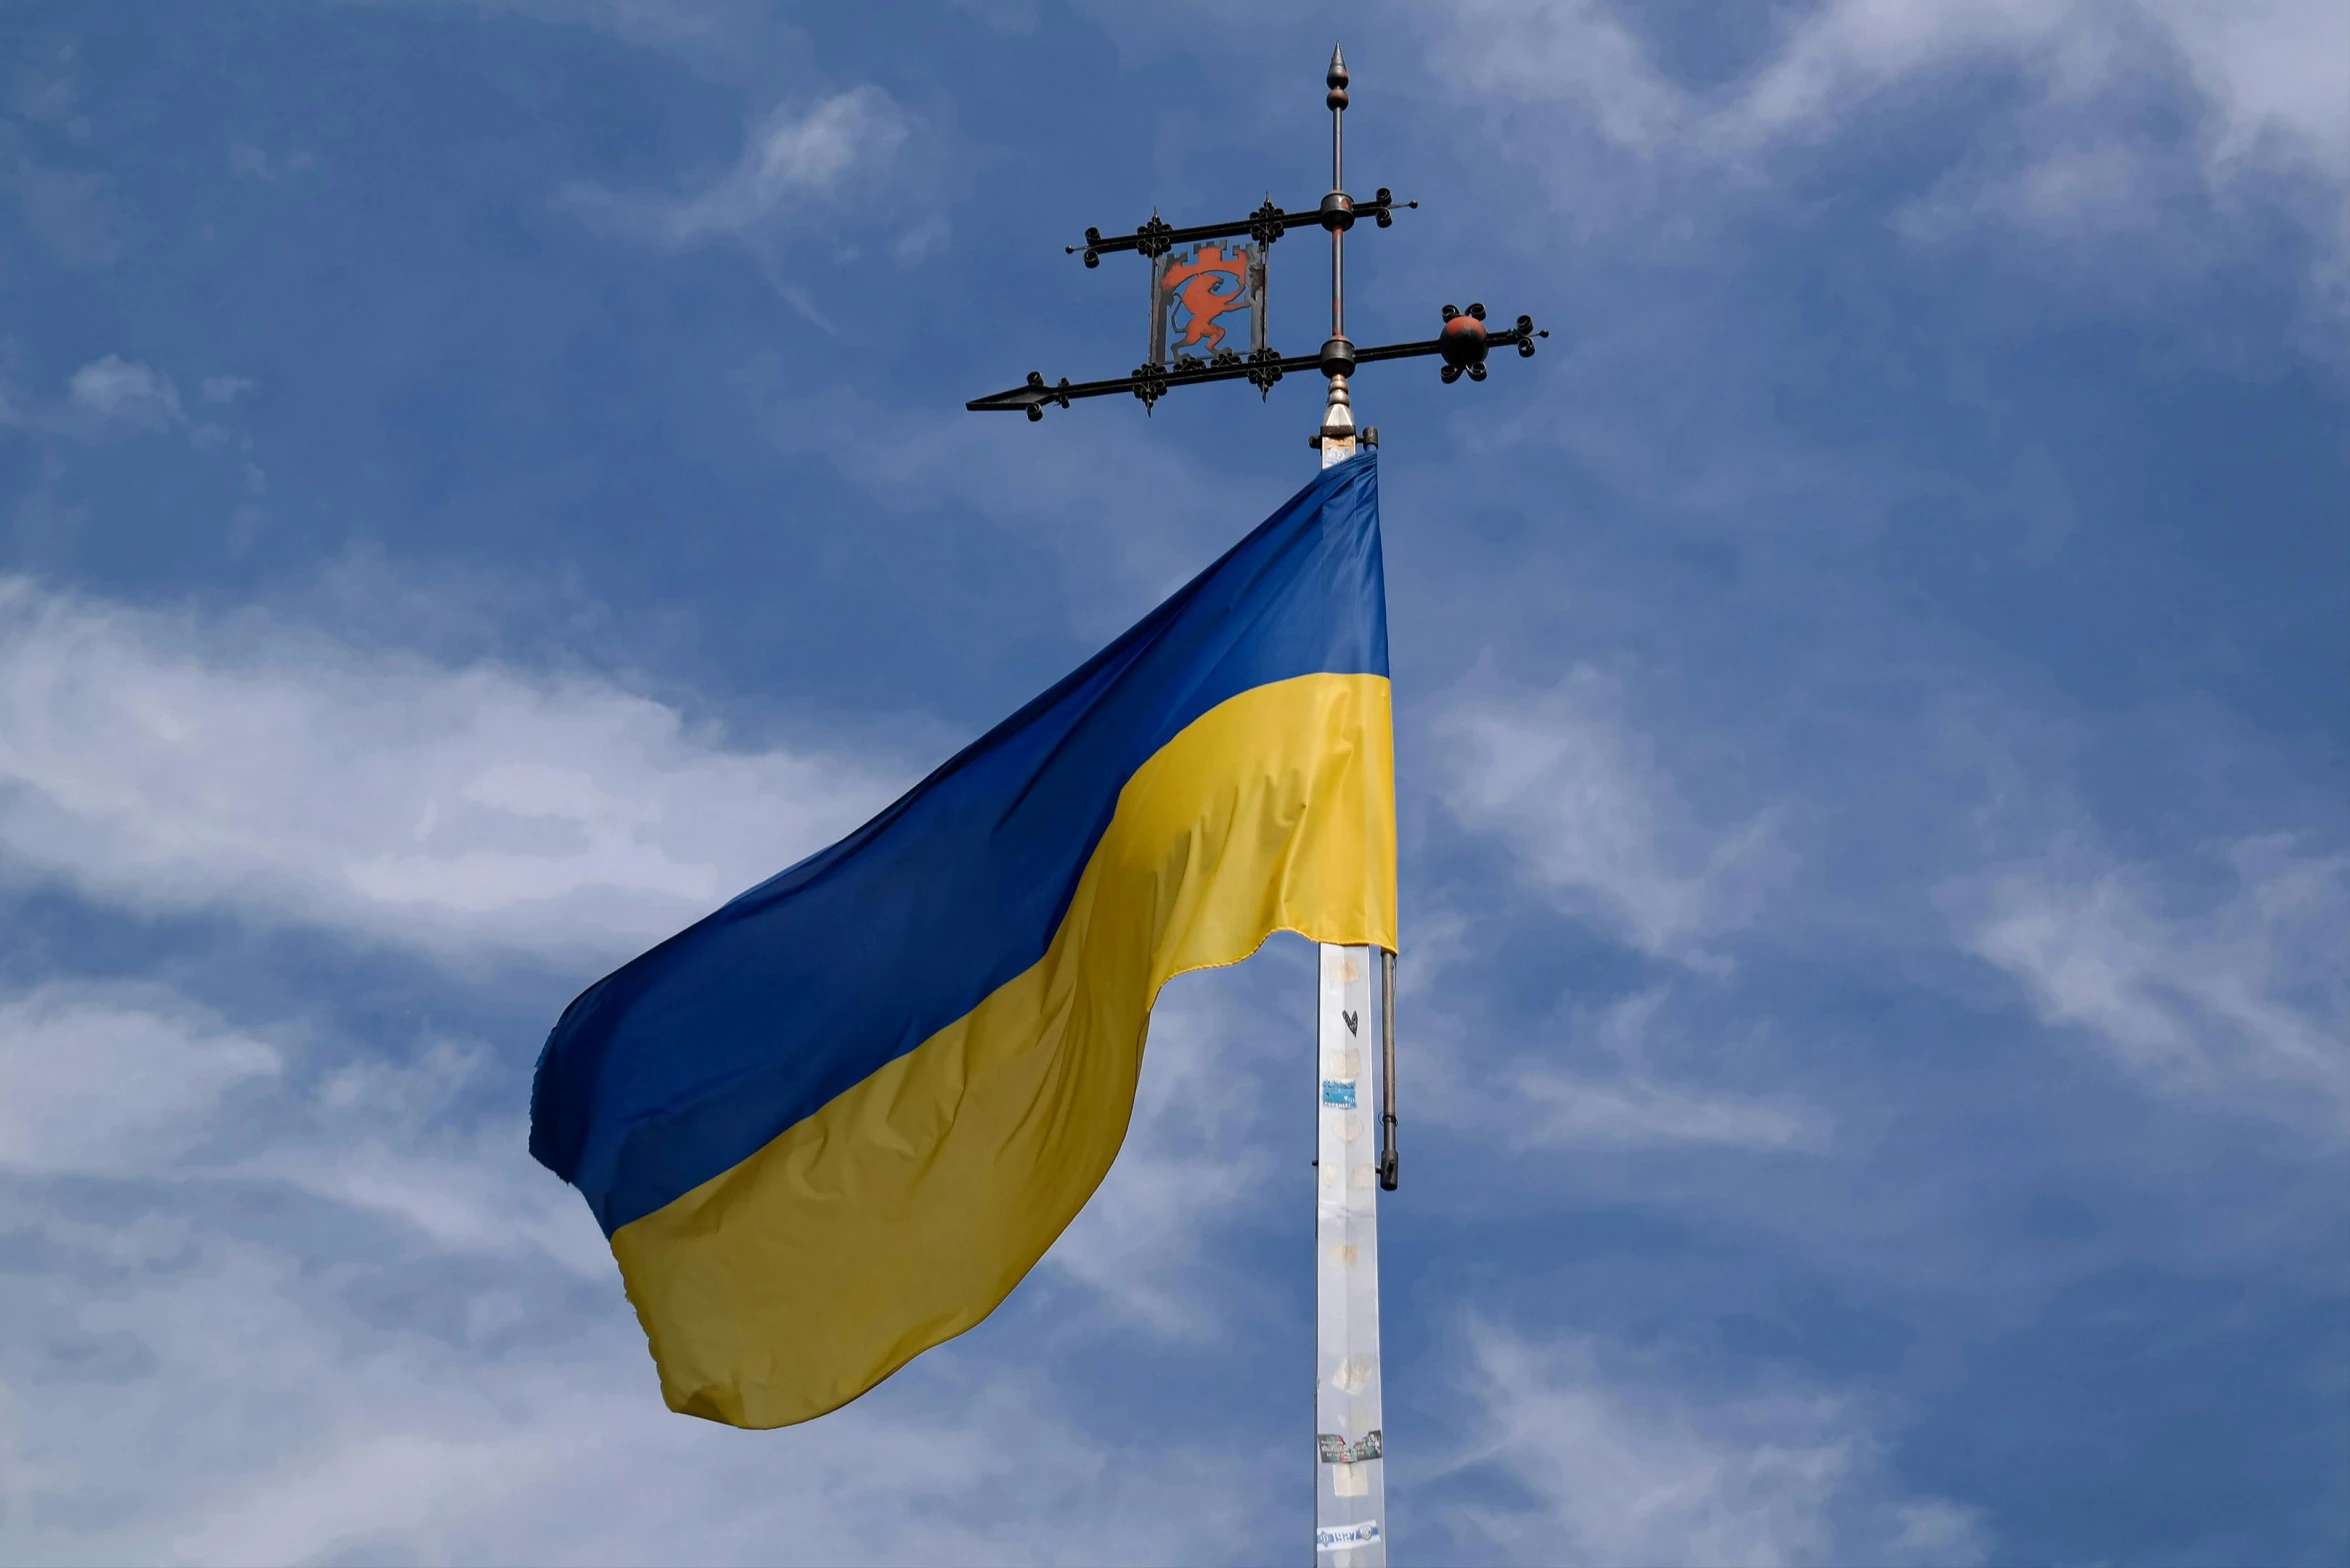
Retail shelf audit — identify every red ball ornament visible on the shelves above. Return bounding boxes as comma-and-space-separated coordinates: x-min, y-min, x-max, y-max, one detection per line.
1438, 313, 1489, 369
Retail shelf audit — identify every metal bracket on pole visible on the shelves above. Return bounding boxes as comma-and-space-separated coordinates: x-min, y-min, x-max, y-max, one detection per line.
1380, 947, 1399, 1192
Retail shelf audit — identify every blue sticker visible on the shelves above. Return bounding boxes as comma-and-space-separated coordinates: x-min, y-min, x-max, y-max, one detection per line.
1316, 1521, 1382, 1552
1321, 1079, 1357, 1109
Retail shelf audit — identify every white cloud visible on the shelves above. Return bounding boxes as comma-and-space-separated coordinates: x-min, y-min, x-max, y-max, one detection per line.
1436, 0, 2346, 177
1894, 135, 2182, 251
1500, 990, 1832, 1154
1438, 1320, 1990, 1567
0, 577, 900, 959
65, 355, 182, 431
197, 375, 254, 405
0, 987, 279, 1175
242, 1035, 615, 1278
1435, 0, 1682, 150
257, 1130, 613, 1275
1426, 0, 2347, 315
1510, 1070, 1824, 1152
1044, 972, 1286, 1336
1434, 667, 1788, 965
444, 0, 809, 75
740, 91, 897, 193
0, 979, 601, 1271
567, 87, 914, 247
2104, 0, 2346, 171
0, 973, 1292, 1565
762, 388, 1252, 635
1943, 834, 2350, 1136
1405, 968, 1831, 1158
0, 1227, 1274, 1567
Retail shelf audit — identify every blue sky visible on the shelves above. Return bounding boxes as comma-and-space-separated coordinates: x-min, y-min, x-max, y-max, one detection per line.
1, 2, 2343, 1563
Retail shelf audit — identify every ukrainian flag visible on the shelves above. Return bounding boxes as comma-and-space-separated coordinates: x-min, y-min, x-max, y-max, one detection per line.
530, 454, 1394, 1429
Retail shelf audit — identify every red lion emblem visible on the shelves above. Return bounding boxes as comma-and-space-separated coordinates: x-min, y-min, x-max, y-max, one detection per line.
1164, 244, 1252, 354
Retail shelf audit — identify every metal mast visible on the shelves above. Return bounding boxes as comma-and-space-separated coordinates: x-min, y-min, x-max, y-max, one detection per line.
1318, 45, 1357, 467
1310, 47, 1386, 1566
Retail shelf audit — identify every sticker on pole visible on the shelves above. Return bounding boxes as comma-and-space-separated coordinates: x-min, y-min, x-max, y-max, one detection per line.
1321, 1079, 1358, 1108
1315, 1520, 1383, 1552
1318, 1429, 1384, 1463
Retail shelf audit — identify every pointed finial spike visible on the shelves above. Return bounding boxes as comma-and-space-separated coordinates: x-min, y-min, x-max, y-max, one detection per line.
1326, 43, 1350, 109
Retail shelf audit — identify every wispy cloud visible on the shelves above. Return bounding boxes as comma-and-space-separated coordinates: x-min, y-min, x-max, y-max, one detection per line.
241, 1035, 615, 1278
1433, 667, 1789, 967
0, 986, 279, 1175
65, 355, 182, 431
197, 374, 254, 406
0, 968, 1290, 1565
1723, 0, 2344, 175
0, 978, 599, 1271
3, 1222, 1274, 1565
757, 386, 1266, 631
0, 577, 902, 959
1433, 0, 2346, 183
564, 87, 913, 247
1431, 1319, 1990, 1566
1043, 970, 1288, 1336
1498, 989, 1832, 1154
5, 156, 121, 268
1425, 0, 2348, 329
1942, 834, 2350, 1136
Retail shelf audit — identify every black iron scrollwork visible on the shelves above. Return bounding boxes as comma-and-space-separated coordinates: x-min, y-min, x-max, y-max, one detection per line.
1247, 346, 1286, 398
1249, 198, 1287, 246
1130, 362, 1169, 411
1013, 370, 1074, 422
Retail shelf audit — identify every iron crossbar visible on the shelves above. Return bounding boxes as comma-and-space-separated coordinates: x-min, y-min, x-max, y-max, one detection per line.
1066, 190, 1414, 266
966, 312, 1546, 419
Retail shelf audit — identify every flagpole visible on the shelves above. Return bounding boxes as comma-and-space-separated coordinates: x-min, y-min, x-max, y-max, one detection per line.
963, 44, 1556, 1559
1312, 45, 1388, 1566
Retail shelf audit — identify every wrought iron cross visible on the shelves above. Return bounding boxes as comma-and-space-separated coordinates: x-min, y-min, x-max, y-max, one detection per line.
965, 45, 1547, 449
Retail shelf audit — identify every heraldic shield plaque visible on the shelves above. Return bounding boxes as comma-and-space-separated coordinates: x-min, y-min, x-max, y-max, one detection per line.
1149, 239, 1268, 370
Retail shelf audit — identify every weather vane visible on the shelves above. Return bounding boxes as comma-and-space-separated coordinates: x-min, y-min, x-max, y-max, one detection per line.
967, 43, 1546, 460
966, 48, 1549, 1565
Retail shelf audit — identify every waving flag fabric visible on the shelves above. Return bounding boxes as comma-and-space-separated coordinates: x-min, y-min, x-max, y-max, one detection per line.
530, 454, 1394, 1429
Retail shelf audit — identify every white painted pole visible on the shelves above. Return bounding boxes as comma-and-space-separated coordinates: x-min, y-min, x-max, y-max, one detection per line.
1312, 45, 1386, 1565
1314, 943, 1388, 1562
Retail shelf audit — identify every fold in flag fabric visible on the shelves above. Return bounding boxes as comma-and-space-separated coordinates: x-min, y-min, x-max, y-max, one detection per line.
530, 454, 1395, 1429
